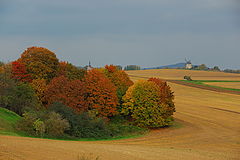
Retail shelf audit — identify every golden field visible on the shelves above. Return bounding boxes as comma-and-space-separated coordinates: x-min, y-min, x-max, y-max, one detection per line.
127, 69, 240, 81
1, 69, 240, 160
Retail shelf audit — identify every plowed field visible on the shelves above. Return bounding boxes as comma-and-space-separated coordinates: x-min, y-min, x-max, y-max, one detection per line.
1, 69, 240, 160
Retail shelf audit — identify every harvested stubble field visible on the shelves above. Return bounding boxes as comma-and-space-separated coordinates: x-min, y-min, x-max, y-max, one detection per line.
127, 69, 240, 81
1, 69, 240, 160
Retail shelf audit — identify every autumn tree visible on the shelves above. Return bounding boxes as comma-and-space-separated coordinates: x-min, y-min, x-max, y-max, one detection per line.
44, 76, 85, 112
104, 65, 133, 101
11, 61, 32, 82
0, 62, 4, 73
30, 79, 47, 104
0, 75, 40, 115
122, 80, 175, 127
18, 47, 59, 81
58, 61, 86, 80
148, 78, 175, 118
82, 69, 118, 118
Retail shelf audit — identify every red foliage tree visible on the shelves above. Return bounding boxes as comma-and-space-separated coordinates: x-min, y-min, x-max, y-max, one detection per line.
11, 61, 32, 82
82, 69, 118, 117
44, 76, 85, 112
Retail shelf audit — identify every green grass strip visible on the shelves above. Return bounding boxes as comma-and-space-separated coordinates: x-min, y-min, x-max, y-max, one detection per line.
179, 80, 240, 92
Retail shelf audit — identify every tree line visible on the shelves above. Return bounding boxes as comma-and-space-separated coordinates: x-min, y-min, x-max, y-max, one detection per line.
0, 46, 175, 139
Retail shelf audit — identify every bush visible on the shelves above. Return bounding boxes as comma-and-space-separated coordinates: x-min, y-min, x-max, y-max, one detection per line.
44, 112, 70, 137
48, 102, 111, 138
17, 110, 70, 137
33, 119, 45, 137
48, 102, 144, 139
17, 111, 38, 135
122, 80, 175, 128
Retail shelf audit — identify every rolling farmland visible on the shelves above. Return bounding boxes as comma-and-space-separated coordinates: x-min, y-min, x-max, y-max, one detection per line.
1, 69, 240, 160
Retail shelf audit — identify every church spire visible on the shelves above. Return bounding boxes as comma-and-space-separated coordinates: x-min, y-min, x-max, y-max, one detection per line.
89, 61, 91, 67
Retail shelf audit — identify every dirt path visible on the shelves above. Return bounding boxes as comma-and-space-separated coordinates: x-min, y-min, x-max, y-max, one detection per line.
1, 75, 240, 160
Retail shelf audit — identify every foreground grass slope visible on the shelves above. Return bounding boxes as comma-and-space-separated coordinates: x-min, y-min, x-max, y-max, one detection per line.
0, 108, 21, 136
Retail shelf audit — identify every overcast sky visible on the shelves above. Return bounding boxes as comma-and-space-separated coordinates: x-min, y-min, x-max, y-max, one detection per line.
0, 0, 239, 69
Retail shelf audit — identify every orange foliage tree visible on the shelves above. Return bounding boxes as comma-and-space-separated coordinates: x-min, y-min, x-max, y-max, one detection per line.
44, 76, 85, 112
104, 65, 133, 101
11, 61, 32, 82
18, 47, 59, 81
82, 69, 118, 118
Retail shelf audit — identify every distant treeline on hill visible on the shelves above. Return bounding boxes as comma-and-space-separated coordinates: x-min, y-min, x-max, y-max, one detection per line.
124, 65, 141, 71
223, 69, 240, 74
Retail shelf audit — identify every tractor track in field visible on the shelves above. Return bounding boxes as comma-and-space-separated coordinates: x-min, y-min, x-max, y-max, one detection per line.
128, 75, 240, 95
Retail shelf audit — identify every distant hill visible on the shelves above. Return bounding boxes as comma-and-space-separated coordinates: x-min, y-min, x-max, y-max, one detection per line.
143, 63, 186, 70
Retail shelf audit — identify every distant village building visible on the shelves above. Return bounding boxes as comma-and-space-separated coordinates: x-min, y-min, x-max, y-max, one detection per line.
87, 61, 93, 71
185, 59, 193, 69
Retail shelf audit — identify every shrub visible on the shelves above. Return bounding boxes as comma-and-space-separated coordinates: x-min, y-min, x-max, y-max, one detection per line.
17, 111, 38, 135
44, 112, 70, 137
122, 80, 175, 128
33, 119, 45, 137
17, 110, 70, 137
48, 102, 111, 138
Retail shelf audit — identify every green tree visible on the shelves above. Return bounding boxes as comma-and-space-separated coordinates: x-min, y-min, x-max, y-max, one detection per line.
213, 66, 220, 71
197, 64, 208, 70
0, 75, 40, 115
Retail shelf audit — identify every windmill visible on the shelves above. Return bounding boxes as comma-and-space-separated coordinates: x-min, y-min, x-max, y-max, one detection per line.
185, 58, 193, 69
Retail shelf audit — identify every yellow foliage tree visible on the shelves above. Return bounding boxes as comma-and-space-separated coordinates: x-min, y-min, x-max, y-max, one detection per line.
122, 80, 175, 127
30, 79, 47, 104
